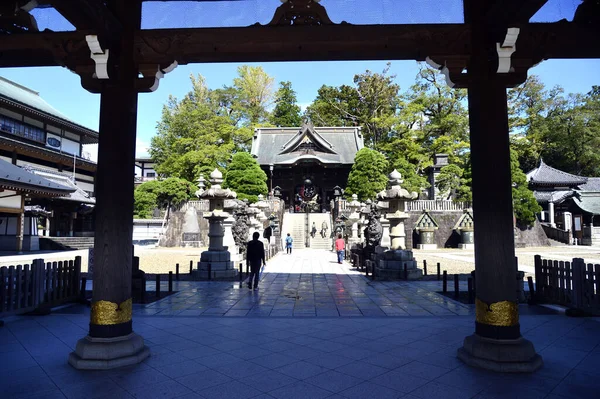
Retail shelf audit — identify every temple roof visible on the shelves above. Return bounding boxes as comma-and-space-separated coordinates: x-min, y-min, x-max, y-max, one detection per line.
0, 159, 74, 196
24, 166, 96, 204
251, 124, 363, 166
579, 177, 600, 192
527, 159, 588, 187
534, 190, 576, 204
572, 193, 600, 216
0, 77, 99, 143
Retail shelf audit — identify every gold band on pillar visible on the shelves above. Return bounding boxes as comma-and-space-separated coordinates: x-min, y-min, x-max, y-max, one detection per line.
475, 298, 519, 327
90, 298, 133, 325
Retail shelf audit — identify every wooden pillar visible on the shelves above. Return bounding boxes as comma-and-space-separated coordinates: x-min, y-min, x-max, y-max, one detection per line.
16, 196, 24, 253
457, 0, 542, 373
69, 0, 149, 370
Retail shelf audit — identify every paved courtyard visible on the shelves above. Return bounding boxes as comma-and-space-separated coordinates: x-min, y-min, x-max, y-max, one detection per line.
1, 249, 600, 399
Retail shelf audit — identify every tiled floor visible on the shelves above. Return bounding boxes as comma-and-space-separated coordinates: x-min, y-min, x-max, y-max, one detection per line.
2, 249, 600, 399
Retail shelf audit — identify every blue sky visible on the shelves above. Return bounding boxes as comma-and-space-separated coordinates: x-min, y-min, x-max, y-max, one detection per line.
1, 0, 597, 159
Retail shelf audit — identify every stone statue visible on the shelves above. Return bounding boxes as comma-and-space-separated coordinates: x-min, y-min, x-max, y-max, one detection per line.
232, 202, 250, 258
364, 206, 383, 250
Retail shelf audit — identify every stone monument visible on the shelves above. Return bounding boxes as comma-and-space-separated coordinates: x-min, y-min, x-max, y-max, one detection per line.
195, 169, 238, 280
348, 194, 362, 245
454, 209, 475, 250
415, 210, 439, 250
375, 170, 422, 280
181, 206, 201, 247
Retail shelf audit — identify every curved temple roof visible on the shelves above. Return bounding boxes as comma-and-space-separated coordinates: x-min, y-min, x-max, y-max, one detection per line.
0, 159, 74, 197
528, 159, 588, 187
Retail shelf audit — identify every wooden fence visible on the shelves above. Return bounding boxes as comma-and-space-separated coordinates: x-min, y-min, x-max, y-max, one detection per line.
534, 255, 600, 314
0, 256, 81, 318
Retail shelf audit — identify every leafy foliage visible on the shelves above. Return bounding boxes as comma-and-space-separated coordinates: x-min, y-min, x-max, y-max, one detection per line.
389, 155, 429, 194
223, 152, 268, 203
435, 164, 463, 201
134, 178, 196, 219
345, 148, 389, 201
511, 150, 542, 227
270, 81, 302, 127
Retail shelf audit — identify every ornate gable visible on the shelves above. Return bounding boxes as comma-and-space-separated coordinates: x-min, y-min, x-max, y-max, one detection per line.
454, 209, 474, 231
279, 122, 336, 155
415, 211, 439, 231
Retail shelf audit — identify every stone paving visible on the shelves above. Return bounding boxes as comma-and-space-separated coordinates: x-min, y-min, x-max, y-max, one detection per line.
1, 249, 600, 399
133, 249, 473, 318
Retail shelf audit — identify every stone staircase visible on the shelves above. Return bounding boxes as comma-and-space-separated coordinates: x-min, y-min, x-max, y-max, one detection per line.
281, 212, 333, 250
308, 213, 332, 250
44, 237, 95, 250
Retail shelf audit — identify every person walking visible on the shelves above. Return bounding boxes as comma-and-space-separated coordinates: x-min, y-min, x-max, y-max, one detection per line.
321, 220, 328, 238
335, 233, 345, 264
311, 222, 317, 238
246, 232, 266, 290
285, 233, 293, 254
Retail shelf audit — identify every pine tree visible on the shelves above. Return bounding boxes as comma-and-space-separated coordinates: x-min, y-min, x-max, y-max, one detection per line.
270, 81, 302, 127
223, 152, 268, 203
511, 149, 541, 227
345, 148, 389, 201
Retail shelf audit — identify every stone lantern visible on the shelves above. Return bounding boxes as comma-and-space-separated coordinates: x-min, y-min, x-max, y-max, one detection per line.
374, 169, 422, 280
196, 169, 238, 279
348, 194, 362, 244
415, 210, 439, 250
194, 175, 206, 198
454, 209, 475, 250
359, 200, 372, 244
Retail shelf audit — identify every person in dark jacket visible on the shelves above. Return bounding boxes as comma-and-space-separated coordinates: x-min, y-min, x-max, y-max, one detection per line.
246, 232, 266, 290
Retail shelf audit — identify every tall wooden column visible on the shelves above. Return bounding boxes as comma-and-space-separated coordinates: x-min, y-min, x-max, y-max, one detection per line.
457, 0, 542, 372
69, 0, 149, 369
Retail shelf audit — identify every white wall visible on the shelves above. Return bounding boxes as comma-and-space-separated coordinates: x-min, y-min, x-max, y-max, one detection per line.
0, 190, 21, 210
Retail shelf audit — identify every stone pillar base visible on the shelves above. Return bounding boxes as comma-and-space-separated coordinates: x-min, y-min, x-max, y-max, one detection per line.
457, 334, 543, 373
459, 243, 474, 250
417, 244, 438, 250
69, 333, 150, 370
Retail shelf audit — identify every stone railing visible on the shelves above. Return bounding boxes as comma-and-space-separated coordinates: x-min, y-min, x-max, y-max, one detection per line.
541, 223, 572, 244
407, 200, 470, 212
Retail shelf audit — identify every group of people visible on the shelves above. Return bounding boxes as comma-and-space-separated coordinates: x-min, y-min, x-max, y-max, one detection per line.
310, 220, 329, 238
246, 224, 346, 291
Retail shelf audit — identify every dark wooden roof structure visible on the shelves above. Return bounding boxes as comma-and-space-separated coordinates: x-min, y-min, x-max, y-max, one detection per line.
0, 0, 598, 92
0, 158, 74, 196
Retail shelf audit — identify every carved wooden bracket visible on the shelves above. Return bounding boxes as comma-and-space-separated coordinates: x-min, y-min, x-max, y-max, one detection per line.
267, 0, 337, 26
496, 27, 519, 73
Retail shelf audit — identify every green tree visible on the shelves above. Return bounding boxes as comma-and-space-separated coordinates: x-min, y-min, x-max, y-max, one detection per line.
345, 148, 389, 201
389, 155, 429, 194
435, 164, 463, 201
270, 81, 302, 127
223, 152, 268, 203
511, 149, 542, 227
305, 84, 360, 127
150, 74, 249, 182
233, 65, 274, 125
133, 190, 157, 219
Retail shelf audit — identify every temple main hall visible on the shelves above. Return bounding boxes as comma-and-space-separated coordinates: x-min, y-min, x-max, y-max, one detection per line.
251, 123, 363, 212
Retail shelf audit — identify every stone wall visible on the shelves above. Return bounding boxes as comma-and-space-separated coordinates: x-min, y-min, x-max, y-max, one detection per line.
406, 211, 550, 249
160, 210, 209, 248
406, 211, 463, 249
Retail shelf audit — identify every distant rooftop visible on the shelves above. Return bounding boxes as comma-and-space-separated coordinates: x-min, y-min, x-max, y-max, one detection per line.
0, 77, 98, 143
527, 159, 588, 187
0, 159, 74, 196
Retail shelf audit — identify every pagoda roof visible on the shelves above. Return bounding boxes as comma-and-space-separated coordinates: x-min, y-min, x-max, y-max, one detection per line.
0, 77, 99, 144
251, 124, 363, 166
579, 177, 600, 192
0, 159, 74, 197
533, 190, 576, 204
527, 159, 588, 187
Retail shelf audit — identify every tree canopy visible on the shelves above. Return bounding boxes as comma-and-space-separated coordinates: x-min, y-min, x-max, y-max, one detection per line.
345, 148, 389, 201
270, 81, 302, 127
223, 152, 268, 203
134, 177, 196, 219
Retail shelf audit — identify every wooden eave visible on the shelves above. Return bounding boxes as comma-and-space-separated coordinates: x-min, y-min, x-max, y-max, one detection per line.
0, 182, 72, 197
0, 22, 598, 71
0, 97, 99, 144
0, 135, 97, 173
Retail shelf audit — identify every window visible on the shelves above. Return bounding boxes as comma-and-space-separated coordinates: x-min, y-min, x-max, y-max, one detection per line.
146, 172, 156, 178
0, 114, 45, 143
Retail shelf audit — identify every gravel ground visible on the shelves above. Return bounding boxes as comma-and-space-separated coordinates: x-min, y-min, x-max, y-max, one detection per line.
133, 246, 207, 274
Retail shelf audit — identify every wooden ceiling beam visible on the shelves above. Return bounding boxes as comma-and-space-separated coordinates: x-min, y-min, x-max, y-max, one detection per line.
44, 0, 122, 40
0, 22, 598, 69
486, 0, 549, 24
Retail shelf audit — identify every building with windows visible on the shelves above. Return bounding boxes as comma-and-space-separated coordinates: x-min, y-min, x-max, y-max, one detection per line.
134, 156, 157, 185
0, 77, 97, 238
